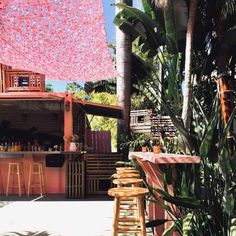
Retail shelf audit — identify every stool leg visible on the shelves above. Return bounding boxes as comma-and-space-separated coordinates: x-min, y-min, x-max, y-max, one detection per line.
113, 197, 121, 236
39, 165, 45, 194
17, 164, 22, 197
137, 196, 146, 236
38, 165, 43, 196
6, 165, 11, 197
27, 164, 32, 196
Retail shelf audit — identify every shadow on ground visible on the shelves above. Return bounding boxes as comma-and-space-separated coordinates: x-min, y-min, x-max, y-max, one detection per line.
5, 231, 51, 236
0, 194, 113, 202
0, 201, 11, 208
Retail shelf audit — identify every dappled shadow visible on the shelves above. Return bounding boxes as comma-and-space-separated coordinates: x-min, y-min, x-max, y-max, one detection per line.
0, 194, 113, 202
5, 231, 51, 236
0, 201, 11, 208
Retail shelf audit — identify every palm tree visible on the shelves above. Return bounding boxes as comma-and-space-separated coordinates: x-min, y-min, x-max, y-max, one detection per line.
115, 0, 132, 152
181, 0, 198, 130
45, 83, 54, 92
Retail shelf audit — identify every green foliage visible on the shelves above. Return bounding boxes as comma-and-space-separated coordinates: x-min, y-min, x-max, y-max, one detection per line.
86, 92, 117, 151
45, 83, 54, 92
114, 3, 165, 56
84, 80, 116, 94
119, 133, 151, 151
118, 2, 236, 234
65, 82, 82, 94
70, 85, 118, 151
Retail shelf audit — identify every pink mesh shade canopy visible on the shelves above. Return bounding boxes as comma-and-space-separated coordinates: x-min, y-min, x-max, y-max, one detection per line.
0, 0, 117, 82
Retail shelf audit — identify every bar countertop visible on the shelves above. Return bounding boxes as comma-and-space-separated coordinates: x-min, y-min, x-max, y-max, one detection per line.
0, 151, 85, 158
130, 152, 201, 164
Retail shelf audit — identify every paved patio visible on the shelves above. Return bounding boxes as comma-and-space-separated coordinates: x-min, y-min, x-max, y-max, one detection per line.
0, 195, 153, 236
0, 195, 114, 236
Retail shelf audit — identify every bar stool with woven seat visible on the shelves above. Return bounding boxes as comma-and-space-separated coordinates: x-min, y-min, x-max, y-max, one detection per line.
116, 167, 138, 174
116, 167, 136, 171
108, 187, 149, 236
113, 178, 144, 217
112, 172, 140, 179
27, 162, 45, 196
6, 162, 24, 196
113, 178, 143, 187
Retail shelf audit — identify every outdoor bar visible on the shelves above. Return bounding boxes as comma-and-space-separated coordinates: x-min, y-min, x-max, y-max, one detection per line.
0, 69, 123, 198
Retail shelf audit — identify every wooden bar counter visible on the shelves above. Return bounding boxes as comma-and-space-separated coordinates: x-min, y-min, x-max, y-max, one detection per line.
130, 152, 200, 236
0, 151, 84, 196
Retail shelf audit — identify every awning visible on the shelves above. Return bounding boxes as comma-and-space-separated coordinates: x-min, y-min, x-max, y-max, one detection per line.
0, 0, 117, 82
0, 92, 123, 119
74, 100, 123, 119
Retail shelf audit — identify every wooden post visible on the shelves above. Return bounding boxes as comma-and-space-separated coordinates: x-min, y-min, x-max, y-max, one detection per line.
64, 93, 73, 151
217, 73, 235, 157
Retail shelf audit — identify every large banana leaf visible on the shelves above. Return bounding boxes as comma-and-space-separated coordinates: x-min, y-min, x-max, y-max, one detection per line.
141, 0, 166, 29
114, 3, 166, 56
199, 106, 219, 157
151, 186, 203, 209
145, 219, 169, 228
164, 1, 178, 53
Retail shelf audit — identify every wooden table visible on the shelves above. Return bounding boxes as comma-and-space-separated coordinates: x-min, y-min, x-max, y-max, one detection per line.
130, 152, 200, 236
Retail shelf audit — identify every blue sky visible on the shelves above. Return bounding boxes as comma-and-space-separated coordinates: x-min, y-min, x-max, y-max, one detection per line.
47, 0, 116, 92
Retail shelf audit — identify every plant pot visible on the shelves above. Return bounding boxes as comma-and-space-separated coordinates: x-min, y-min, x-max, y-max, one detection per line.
69, 142, 77, 152
141, 146, 147, 152
153, 145, 161, 153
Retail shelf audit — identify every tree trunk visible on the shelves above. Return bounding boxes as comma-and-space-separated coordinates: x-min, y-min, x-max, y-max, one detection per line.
181, 0, 198, 130
115, 0, 132, 154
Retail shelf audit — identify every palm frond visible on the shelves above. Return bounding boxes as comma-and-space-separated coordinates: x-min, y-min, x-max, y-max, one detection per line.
221, 0, 236, 17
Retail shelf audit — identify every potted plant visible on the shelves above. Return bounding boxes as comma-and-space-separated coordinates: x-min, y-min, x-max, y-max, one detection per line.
119, 133, 151, 152
151, 138, 161, 153
63, 134, 80, 151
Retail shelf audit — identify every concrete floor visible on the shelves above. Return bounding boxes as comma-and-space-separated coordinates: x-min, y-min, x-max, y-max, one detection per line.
0, 195, 114, 236
0, 195, 153, 236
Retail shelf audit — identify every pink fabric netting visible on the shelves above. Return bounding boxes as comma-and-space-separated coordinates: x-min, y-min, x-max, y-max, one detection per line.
0, 0, 117, 82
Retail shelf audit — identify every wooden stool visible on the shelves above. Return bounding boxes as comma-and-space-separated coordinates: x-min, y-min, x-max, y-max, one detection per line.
113, 178, 143, 187
112, 173, 140, 179
113, 178, 143, 216
116, 167, 136, 171
108, 187, 149, 236
27, 162, 45, 196
6, 163, 24, 196
0, 170, 4, 195
116, 169, 139, 174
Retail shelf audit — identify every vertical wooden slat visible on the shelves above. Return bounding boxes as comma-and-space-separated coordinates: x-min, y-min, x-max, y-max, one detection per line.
64, 93, 73, 151
66, 159, 85, 199
86, 131, 111, 153
0, 64, 3, 93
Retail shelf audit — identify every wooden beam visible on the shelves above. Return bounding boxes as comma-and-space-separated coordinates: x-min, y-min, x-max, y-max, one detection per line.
64, 93, 73, 151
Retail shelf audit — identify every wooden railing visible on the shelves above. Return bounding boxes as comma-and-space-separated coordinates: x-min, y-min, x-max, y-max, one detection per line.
4, 69, 45, 92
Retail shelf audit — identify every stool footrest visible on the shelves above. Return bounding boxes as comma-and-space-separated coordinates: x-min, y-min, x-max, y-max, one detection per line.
118, 218, 140, 222
118, 227, 141, 232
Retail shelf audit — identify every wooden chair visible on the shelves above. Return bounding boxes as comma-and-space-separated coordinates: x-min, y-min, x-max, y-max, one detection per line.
27, 162, 45, 196
6, 162, 24, 196
108, 187, 149, 236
